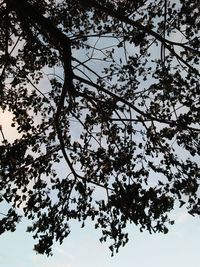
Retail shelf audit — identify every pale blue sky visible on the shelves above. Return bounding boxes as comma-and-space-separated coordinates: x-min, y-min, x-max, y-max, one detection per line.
0, 209, 200, 267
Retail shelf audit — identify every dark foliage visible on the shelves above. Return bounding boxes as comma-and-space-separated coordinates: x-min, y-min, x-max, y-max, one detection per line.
0, 0, 199, 256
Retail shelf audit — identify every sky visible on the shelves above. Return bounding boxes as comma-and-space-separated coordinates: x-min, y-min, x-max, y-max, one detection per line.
0, 209, 200, 267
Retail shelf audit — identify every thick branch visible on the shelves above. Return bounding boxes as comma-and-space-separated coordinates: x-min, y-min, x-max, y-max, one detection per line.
7, 0, 76, 176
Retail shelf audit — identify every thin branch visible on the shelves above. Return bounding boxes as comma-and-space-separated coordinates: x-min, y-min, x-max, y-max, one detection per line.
72, 57, 102, 79
15, 65, 49, 99
0, 125, 6, 142
74, 74, 169, 124
0, 212, 7, 217
83, 0, 200, 76
161, 0, 167, 65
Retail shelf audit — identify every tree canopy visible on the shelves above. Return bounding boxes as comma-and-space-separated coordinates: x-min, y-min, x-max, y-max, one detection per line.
0, 0, 199, 256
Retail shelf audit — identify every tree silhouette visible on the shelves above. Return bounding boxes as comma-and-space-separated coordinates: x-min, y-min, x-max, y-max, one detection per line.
0, 0, 199, 256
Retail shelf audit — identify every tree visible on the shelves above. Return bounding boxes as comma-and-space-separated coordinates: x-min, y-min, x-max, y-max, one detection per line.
0, 0, 199, 256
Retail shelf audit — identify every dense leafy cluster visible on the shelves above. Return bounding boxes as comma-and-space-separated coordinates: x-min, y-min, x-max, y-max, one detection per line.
0, 0, 199, 256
